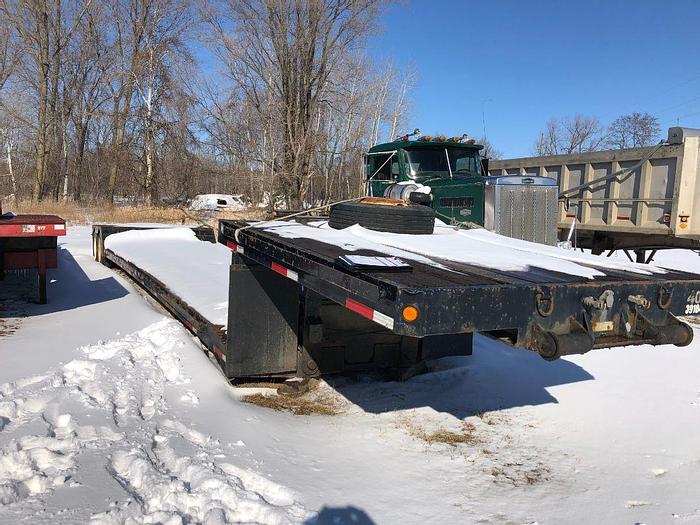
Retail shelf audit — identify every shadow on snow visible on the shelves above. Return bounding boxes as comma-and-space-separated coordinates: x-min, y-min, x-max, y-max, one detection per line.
328, 334, 594, 419
306, 506, 376, 525
0, 245, 128, 317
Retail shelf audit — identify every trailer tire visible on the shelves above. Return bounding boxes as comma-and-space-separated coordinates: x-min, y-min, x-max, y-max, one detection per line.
329, 202, 435, 234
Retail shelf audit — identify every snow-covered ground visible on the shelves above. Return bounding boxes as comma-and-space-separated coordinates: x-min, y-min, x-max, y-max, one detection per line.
1, 226, 699, 524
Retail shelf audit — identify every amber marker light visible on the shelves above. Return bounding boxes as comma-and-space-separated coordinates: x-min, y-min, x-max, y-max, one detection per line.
402, 305, 419, 322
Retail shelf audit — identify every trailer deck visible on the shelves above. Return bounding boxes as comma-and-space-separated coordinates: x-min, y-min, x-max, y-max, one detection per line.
93, 220, 699, 381
219, 220, 698, 358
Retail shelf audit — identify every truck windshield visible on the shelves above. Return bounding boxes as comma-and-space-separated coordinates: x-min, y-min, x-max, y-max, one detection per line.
405, 147, 481, 178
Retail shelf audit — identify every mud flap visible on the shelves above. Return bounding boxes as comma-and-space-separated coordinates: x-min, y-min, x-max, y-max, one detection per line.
226, 254, 299, 378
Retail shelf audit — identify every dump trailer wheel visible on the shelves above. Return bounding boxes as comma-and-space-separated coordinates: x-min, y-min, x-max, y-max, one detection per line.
329, 201, 435, 234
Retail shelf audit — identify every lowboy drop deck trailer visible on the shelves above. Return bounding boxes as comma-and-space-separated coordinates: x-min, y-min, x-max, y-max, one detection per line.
93, 220, 699, 381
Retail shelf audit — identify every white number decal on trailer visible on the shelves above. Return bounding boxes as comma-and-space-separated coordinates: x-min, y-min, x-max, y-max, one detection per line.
685, 291, 700, 314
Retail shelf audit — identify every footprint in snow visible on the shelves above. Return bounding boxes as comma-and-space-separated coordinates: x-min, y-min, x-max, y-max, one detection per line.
179, 390, 199, 405
626, 500, 651, 508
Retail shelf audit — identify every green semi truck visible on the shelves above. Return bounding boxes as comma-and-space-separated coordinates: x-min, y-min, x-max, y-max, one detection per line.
364, 131, 559, 245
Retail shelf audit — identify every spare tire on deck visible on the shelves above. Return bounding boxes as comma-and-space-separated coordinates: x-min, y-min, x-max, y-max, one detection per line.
329, 199, 435, 234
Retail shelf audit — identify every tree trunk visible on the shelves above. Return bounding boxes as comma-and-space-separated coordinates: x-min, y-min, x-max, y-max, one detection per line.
72, 121, 88, 201
61, 118, 69, 201
143, 55, 155, 206
32, 15, 50, 202
6, 141, 16, 196
108, 81, 134, 203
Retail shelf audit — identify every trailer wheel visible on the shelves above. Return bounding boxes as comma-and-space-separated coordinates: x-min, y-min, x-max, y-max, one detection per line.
329, 201, 435, 234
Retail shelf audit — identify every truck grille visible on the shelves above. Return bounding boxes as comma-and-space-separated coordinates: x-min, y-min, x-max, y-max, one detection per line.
485, 178, 559, 245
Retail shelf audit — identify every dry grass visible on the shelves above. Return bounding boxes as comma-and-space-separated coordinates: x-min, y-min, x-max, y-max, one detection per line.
491, 463, 550, 486
8, 200, 265, 226
0, 318, 21, 338
412, 422, 479, 447
241, 391, 344, 416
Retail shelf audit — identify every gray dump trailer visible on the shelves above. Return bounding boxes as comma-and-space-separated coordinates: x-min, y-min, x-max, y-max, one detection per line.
489, 127, 700, 262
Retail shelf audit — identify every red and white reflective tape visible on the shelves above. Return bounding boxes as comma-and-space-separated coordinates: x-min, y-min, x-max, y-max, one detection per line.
271, 262, 299, 282
212, 345, 226, 362
224, 241, 299, 282
345, 298, 394, 330
225, 240, 245, 255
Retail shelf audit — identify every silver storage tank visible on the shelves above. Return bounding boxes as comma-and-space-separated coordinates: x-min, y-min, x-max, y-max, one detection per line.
484, 175, 559, 245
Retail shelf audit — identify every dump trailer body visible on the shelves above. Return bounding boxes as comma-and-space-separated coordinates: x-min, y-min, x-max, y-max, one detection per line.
489, 127, 700, 253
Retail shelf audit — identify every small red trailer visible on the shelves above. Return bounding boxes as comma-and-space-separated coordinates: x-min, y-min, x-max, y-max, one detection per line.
0, 213, 66, 303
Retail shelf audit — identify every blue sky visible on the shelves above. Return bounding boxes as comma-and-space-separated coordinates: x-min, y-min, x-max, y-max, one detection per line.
368, 0, 700, 157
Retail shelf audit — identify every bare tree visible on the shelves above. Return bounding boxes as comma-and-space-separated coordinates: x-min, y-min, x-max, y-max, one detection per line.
66, 2, 111, 201
607, 112, 661, 149
534, 114, 606, 156
476, 136, 502, 160
0, 108, 20, 195
130, 0, 195, 205
0, 0, 411, 207
212, 0, 386, 208
0, 14, 17, 92
2, 0, 92, 200
106, 0, 154, 203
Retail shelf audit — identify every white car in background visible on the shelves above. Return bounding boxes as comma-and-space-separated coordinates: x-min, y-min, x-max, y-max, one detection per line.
189, 194, 247, 212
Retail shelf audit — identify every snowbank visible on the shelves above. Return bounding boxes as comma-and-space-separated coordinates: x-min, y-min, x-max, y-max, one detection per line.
259, 220, 670, 279
190, 194, 247, 212
104, 228, 231, 326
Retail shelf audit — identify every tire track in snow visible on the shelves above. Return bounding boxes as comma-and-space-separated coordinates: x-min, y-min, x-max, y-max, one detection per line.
0, 319, 307, 524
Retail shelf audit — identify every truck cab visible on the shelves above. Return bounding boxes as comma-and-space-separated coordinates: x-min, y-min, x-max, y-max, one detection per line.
366, 133, 559, 245
366, 137, 486, 225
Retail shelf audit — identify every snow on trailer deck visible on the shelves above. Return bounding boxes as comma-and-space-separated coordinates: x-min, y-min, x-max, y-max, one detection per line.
1, 226, 700, 524
103, 228, 231, 327
257, 219, 671, 279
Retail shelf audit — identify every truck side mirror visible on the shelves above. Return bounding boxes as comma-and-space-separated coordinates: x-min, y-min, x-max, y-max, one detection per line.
481, 157, 489, 175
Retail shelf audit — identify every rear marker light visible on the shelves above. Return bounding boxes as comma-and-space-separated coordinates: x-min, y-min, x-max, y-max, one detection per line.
402, 305, 419, 322
212, 345, 226, 362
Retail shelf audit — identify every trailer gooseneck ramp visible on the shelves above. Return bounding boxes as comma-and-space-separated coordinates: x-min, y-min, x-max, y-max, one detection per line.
94, 221, 698, 382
